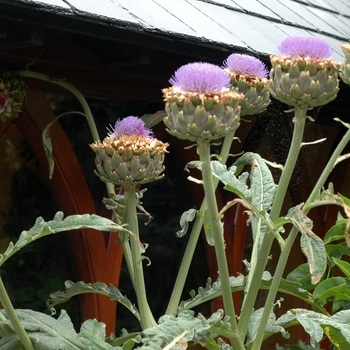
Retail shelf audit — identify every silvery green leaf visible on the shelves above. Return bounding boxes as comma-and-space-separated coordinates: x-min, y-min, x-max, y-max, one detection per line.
176, 209, 197, 238
47, 281, 140, 322
0, 212, 123, 268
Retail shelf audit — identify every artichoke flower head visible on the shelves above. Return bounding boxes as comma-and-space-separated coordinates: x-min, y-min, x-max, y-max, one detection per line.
269, 36, 341, 108
0, 73, 26, 122
223, 53, 270, 115
162, 62, 242, 142
90, 116, 168, 185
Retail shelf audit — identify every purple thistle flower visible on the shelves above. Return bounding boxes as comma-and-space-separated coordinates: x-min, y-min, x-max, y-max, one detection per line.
224, 54, 268, 79
278, 36, 332, 60
108, 116, 154, 138
169, 62, 231, 94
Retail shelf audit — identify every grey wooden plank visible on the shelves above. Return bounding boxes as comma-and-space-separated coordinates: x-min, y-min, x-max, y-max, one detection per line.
260, 0, 317, 30
306, 0, 338, 11
154, 0, 247, 47
191, 0, 283, 55
306, 6, 347, 37
231, 0, 280, 19
65, 0, 140, 24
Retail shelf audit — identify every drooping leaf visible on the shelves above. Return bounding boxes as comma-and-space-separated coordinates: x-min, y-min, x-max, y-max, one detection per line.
176, 209, 197, 238
0, 212, 123, 268
106, 331, 142, 348
291, 309, 350, 349
285, 205, 327, 284
47, 281, 140, 322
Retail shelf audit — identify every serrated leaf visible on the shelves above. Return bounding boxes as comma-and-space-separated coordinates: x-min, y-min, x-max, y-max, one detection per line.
246, 308, 290, 344
285, 205, 327, 284
0, 212, 123, 268
0, 309, 85, 349
233, 152, 277, 212
291, 309, 350, 349
180, 275, 326, 315
176, 209, 197, 238
47, 281, 140, 322
135, 310, 232, 350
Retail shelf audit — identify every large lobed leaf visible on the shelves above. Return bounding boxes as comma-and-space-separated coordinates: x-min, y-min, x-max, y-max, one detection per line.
0, 310, 121, 349
0, 212, 124, 268
47, 281, 140, 322
135, 310, 233, 350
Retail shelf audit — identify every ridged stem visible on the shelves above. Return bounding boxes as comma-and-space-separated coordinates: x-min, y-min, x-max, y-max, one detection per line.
239, 107, 307, 339
0, 277, 35, 350
249, 107, 307, 350
251, 120, 350, 348
197, 140, 245, 350
124, 184, 156, 329
165, 130, 238, 316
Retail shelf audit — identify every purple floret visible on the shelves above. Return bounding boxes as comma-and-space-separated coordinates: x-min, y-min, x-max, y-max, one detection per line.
278, 36, 332, 60
224, 53, 268, 79
108, 116, 154, 138
169, 62, 231, 94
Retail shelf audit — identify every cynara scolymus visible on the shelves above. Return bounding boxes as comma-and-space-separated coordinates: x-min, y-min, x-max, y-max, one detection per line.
340, 44, 350, 86
162, 62, 242, 142
0, 73, 26, 121
90, 116, 168, 185
224, 53, 270, 115
269, 36, 341, 108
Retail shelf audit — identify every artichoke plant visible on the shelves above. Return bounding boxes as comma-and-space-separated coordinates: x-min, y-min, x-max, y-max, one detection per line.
269, 36, 341, 108
0, 73, 26, 121
340, 43, 350, 86
162, 62, 242, 142
90, 116, 168, 185
223, 53, 270, 115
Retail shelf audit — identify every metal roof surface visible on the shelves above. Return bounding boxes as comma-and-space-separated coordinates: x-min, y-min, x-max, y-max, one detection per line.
9, 0, 350, 61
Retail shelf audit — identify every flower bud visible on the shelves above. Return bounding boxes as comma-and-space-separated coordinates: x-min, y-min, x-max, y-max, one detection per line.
90, 117, 168, 185
269, 36, 341, 108
163, 62, 242, 142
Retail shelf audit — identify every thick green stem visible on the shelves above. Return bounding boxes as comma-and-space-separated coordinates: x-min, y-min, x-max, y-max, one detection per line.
249, 108, 308, 350
197, 140, 245, 350
124, 184, 156, 329
239, 107, 307, 342
165, 131, 237, 316
0, 277, 35, 350
250, 120, 350, 349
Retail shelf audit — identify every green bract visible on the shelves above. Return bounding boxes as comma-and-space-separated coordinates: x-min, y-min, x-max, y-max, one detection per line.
162, 87, 242, 142
90, 135, 168, 185
340, 44, 350, 86
227, 74, 270, 115
269, 56, 341, 108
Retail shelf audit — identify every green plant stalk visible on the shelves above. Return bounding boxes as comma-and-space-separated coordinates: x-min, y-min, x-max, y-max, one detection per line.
197, 140, 245, 350
17, 71, 116, 194
0, 277, 35, 350
165, 130, 238, 316
250, 120, 350, 349
124, 184, 156, 330
239, 107, 307, 342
